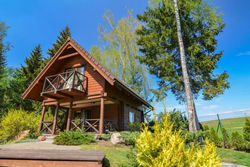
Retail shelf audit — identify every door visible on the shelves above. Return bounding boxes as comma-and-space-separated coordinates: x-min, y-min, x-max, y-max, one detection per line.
63, 65, 85, 90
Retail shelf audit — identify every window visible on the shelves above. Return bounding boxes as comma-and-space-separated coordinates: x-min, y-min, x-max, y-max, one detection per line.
129, 112, 135, 123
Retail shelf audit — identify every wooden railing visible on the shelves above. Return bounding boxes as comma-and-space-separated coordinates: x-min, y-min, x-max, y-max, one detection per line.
70, 119, 118, 134
42, 71, 88, 94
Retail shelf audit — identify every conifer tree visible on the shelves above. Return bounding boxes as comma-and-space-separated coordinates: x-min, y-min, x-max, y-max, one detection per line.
8, 45, 44, 111
137, 0, 229, 132
0, 22, 10, 116
0, 22, 9, 80
21, 44, 43, 85
47, 26, 71, 58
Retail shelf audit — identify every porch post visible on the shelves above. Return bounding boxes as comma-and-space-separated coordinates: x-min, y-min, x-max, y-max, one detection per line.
66, 101, 73, 131
99, 97, 104, 134
38, 105, 46, 133
52, 103, 59, 135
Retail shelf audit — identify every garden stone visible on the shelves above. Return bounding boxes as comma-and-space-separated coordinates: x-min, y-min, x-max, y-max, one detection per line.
110, 133, 124, 144
38, 136, 46, 141
15, 130, 30, 140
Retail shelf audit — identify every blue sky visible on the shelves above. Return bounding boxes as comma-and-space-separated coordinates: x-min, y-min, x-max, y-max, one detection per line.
1, 0, 250, 120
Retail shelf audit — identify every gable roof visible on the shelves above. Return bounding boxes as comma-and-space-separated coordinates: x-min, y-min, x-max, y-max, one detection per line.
22, 37, 152, 108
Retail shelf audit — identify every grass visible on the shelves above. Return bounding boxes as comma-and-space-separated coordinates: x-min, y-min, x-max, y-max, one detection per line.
81, 144, 130, 167
217, 148, 250, 167
202, 117, 249, 136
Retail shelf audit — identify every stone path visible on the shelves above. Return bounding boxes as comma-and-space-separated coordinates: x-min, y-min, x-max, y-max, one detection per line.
223, 163, 247, 167
0, 139, 81, 150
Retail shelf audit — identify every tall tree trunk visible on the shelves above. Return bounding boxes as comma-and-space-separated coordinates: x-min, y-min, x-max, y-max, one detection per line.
173, 0, 200, 132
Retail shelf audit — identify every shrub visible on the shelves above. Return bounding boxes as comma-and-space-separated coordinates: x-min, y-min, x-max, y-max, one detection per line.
53, 131, 96, 145
231, 131, 245, 151
128, 122, 142, 132
135, 112, 221, 167
243, 117, 250, 142
101, 132, 113, 141
23, 132, 41, 140
208, 128, 222, 147
158, 110, 188, 132
0, 109, 39, 143
221, 128, 231, 148
119, 131, 139, 146
186, 130, 205, 145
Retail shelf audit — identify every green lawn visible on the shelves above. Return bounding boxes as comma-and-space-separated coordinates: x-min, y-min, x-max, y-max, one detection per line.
81, 143, 250, 167
202, 117, 249, 136
81, 144, 130, 167
217, 148, 250, 167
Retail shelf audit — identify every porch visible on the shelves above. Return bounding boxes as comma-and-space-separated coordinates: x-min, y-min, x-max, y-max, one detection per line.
37, 70, 121, 135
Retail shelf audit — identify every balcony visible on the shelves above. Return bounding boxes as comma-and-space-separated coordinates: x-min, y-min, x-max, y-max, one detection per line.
41, 71, 88, 99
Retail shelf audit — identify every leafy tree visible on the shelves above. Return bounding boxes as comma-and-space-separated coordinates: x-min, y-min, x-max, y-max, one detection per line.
90, 11, 150, 99
47, 26, 71, 58
136, 0, 229, 132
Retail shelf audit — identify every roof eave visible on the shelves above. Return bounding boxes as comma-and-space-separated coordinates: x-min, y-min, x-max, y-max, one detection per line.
114, 79, 153, 109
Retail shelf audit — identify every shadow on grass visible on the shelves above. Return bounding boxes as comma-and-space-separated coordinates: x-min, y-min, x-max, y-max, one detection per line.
103, 158, 111, 167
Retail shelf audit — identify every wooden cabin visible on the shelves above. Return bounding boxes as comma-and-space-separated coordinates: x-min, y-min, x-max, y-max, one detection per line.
22, 37, 152, 135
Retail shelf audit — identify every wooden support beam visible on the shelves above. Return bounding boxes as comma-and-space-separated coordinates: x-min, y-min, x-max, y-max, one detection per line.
66, 102, 73, 131
41, 93, 60, 99
52, 104, 59, 135
56, 91, 73, 99
38, 105, 46, 133
99, 97, 104, 134
58, 52, 79, 60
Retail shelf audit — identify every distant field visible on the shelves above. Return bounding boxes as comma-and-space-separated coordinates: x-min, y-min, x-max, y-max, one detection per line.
201, 117, 250, 135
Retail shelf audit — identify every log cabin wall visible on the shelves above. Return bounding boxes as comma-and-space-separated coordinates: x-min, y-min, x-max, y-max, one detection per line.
105, 82, 143, 130
56, 55, 105, 96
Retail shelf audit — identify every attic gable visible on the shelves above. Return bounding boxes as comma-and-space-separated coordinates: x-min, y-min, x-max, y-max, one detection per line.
22, 38, 114, 100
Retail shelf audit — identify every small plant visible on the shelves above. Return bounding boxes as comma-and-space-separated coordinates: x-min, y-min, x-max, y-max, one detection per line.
101, 132, 113, 141
186, 131, 205, 145
128, 122, 142, 132
119, 131, 139, 146
53, 131, 96, 145
208, 128, 222, 147
221, 128, 231, 148
231, 131, 245, 151
243, 117, 250, 142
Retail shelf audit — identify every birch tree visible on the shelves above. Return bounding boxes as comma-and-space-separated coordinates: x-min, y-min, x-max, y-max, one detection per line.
90, 10, 151, 99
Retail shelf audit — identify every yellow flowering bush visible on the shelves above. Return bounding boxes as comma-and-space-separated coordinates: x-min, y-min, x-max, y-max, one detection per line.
0, 109, 40, 142
136, 112, 221, 167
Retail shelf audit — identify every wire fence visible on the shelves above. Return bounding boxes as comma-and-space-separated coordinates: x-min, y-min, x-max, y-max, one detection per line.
198, 108, 250, 122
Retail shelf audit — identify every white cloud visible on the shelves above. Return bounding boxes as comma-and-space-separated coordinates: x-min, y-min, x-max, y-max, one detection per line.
202, 105, 219, 110
237, 51, 250, 56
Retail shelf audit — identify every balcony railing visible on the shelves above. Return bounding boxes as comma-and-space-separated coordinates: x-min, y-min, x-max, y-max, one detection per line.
42, 71, 88, 94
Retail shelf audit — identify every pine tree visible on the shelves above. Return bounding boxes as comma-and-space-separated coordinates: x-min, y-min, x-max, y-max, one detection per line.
136, 0, 229, 132
0, 22, 10, 116
0, 22, 9, 79
47, 26, 71, 58
21, 44, 43, 84
7, 45, 44, 111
